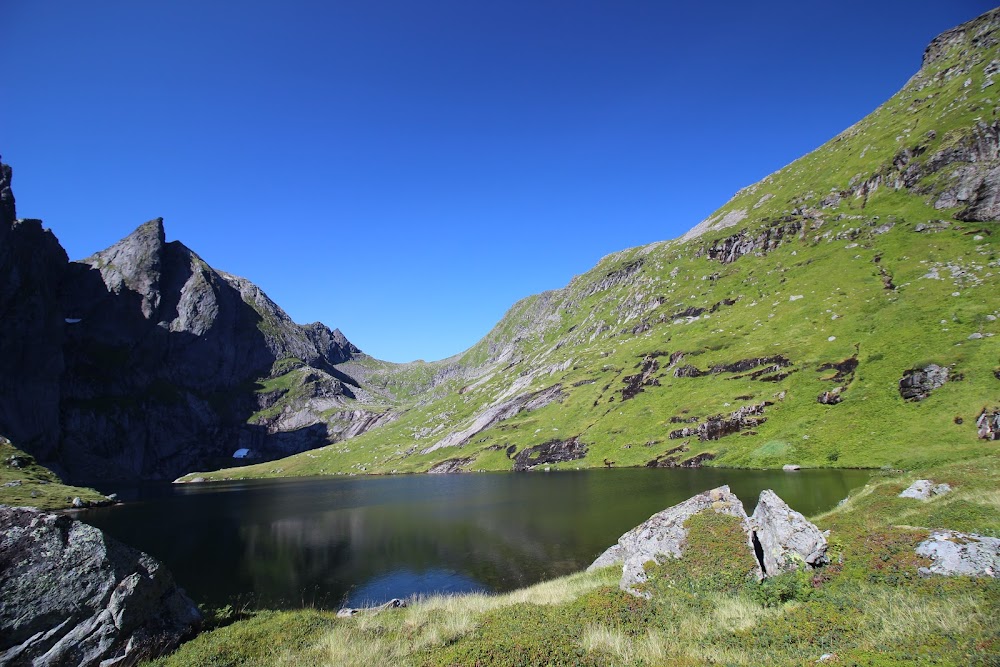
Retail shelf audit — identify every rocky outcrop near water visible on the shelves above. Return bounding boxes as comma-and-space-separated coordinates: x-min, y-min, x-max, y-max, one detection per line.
588, 486, 756, 595
590, 487, 832, 595
0, 505, 201, 666
512, 437, 588, 472
750, 490, 828, 576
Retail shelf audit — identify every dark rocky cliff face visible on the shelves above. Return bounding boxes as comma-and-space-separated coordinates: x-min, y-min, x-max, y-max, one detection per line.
0, 165, 67, 463
0, 161, 370, 483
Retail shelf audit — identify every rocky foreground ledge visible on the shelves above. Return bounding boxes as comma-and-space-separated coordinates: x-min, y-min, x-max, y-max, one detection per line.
0, 506, 201, 667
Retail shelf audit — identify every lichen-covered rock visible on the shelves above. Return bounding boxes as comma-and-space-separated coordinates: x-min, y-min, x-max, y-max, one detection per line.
0, 505, 201, 666
915, 530, 1000, 577
899, 479, 952, 500
587, 485, 756, 595
750, 490, 828, 576
898, 364, 949, 401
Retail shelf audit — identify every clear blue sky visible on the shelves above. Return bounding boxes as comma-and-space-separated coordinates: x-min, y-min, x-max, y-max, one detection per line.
2, 1, 993, 362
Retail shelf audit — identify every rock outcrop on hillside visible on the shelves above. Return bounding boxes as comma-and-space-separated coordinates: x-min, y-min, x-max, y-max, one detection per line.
0, 506, 201, 666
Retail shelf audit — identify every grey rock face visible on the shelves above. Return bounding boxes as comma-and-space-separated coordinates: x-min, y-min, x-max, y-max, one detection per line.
916, 530, 1000, 577
977, 408, 1000, 440
512, 437, 588, 472
0, 506, 201, 666
696, 220, 803, 265
898, 364, 949, 401
424, 384, 565, 454
668, 402, 769, 441
899, 479, 952, 500
750, 489, 828, 576
55, 216, 367, 482
427, 457, 473, 473
0, 157, 380, 484
587, 485, 756, 595
0, 172, 68, 464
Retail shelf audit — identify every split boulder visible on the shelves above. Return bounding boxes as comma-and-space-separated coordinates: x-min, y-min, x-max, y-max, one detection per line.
749, 489, 828, 576
589, 486, 831, 596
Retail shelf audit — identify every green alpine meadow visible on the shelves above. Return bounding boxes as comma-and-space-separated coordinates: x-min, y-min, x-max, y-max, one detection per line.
2, 7, 999, 667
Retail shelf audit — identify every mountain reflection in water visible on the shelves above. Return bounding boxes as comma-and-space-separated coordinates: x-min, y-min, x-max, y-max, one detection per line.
83, 467, 869, 609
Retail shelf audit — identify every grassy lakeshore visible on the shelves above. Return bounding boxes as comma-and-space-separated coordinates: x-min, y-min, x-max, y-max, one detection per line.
0, 437, 108, 510
148, 453, 1000, 666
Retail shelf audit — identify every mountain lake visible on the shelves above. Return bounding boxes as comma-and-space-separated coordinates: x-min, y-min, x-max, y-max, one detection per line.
81, 467, 870, 609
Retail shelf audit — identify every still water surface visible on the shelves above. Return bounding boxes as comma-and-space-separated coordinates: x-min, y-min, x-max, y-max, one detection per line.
82, 468, 869, 609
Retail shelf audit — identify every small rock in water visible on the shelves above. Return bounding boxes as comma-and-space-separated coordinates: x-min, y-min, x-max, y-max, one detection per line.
71, 496, 85, 508
782, 464, 801, 471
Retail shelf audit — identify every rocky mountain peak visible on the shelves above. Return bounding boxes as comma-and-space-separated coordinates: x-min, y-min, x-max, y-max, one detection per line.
0, 161, 15, 232
85, 217, 167, 320
922, 7, 1000, 67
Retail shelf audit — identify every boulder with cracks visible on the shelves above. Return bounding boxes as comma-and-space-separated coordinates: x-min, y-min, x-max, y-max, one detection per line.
589, 487, 830, 596
749, 490, 829, 576
0, 506, 201, 667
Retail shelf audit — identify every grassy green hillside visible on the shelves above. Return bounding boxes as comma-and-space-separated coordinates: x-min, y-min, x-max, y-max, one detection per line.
0, 436, 109, 510
183, 9, 1000, 483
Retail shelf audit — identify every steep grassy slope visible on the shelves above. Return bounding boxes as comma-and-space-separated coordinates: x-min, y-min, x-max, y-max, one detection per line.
184, 9, 1000, 482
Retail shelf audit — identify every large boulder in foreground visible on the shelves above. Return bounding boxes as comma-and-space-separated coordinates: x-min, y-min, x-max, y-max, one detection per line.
0, 505, 201, 666
587, 485, 757, 594
750, 489, 828, 576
